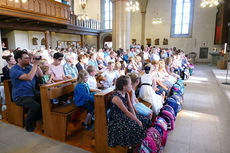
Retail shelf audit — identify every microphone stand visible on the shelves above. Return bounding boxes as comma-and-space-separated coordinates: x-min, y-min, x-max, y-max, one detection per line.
222, 22, 230, 85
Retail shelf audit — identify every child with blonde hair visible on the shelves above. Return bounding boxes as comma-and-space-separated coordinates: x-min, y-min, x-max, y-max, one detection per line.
74, 70, 94, 129
128, 73, 152, 119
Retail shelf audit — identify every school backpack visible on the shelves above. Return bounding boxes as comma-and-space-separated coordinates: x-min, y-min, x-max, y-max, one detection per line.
137, 127, 163, 153
172, 89, 183, 97
172, 84, 184, 95
176, 79, 184, 87
171, 94, 183, 112
159, 105, 176, 131
171, 93, 183, 105
166, 97, 179, 116
153, 117, 168, 146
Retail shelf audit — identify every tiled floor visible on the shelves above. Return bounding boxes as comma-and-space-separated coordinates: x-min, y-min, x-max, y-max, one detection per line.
164, 64, 230, 153
1, 64, 230, 153
0, 121, 90, 153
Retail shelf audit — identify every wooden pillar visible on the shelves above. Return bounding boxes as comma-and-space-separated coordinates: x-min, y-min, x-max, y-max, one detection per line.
44, 31, 50, 49
97, 34, 100, 50
80, 35, 84, 48
50, 32, 56, 49
0, 30, 3, 72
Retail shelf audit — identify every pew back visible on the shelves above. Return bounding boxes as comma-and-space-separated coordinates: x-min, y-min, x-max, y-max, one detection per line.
94, 87, 128, 153
40, 79, 79, 141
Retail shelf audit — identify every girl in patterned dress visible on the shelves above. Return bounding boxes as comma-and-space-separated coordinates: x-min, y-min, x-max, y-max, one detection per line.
108, 75, 151, 147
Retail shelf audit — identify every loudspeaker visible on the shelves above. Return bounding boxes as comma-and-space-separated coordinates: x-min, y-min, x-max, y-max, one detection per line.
228, 22, 230, 52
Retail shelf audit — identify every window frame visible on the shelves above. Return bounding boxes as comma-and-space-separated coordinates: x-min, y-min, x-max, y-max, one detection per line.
170, 0, 194, 38
104, 0, 113, 30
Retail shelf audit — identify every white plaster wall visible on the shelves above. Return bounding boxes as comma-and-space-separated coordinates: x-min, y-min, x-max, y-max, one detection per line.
14, 30, 29, 50
130, 12, 142, 45
84, 35, 97, 48
2, 30, 82, 50
74, 0, 101, 20
27, 31, 45, 50
131, 0, 222, 62
2, 31, 16, 50
55, 33, 81, 42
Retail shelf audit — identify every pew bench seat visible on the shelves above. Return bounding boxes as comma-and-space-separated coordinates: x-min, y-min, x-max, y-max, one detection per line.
52, 102, 78, 114
137, 97, 152, 108
4, 80, 25, 127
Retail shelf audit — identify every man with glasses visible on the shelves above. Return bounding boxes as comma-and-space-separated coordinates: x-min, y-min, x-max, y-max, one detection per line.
10, 50, 43, 132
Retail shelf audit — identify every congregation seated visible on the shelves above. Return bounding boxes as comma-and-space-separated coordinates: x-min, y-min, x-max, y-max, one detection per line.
1, 43, 194, 153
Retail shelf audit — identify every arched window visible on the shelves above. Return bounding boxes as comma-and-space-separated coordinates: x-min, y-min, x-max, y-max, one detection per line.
171, 0, 194, 37
104, 0, 112, 29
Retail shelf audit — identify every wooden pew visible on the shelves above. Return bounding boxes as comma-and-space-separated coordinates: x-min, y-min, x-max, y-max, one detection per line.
40, 79, 81, 141
94, 87, 128, 153
137, 97, 152, 108
3, 80, 24, 127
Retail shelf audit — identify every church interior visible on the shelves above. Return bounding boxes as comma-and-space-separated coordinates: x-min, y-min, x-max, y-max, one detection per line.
0, 0, 230, 153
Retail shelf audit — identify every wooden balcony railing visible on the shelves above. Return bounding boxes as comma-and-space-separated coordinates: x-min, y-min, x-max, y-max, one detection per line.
70, 14, 101, 31
0, 0, 70, 24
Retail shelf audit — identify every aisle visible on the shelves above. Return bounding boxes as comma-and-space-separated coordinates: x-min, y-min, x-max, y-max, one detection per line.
164, 65, 230, 153
0, 121, 90, 153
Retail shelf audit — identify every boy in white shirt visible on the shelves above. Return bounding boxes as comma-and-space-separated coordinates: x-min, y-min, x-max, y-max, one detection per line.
87, 65, 101, 93
102, 61, 117, 89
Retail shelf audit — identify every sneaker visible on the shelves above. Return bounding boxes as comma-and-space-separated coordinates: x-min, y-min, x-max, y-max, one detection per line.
1, 105, 7, 111
66, 100, 71, 104
25, 125, 35, 132
52, 99, 59, 104
82, 122, 91, 130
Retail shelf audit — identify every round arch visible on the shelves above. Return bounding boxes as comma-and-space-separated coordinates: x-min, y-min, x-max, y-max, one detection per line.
100, 33, 112, 49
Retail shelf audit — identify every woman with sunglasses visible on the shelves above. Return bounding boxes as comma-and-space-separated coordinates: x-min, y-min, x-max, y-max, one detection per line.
50, 52, 68, 82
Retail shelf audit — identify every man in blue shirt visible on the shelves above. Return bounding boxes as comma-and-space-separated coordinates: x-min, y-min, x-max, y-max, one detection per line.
10, 51, 43, 132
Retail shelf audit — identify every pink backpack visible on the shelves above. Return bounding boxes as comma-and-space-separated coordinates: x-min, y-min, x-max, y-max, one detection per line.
160, 105, 176, 131
153, 117, 168, 146
137, 127, 163, 153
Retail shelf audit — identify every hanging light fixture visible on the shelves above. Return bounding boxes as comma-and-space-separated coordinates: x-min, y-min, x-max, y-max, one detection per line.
79, 0, 87, 9
200, 0, 220, 8
126, 0, 140, 12
152, 9, 162, 24
77, 14, 89, 21
152, 17, 162, 24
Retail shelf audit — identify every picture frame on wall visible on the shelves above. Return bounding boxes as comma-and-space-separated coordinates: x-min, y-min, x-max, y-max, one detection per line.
32, 37, 38, 45
146, 38, 151, 46
163, 38, 168, 45
57, 40, 79, 48
41, 38, 45, 45
155, 38, 160, 45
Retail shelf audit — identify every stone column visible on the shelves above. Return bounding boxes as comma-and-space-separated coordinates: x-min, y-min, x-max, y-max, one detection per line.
0, 30, 3, 72
44, 31, 50, 49
112, 0, 131, 51
141, 12, 146, 46
50, 32, 56, 49
138, 0, 148, 46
